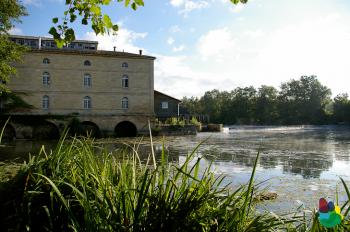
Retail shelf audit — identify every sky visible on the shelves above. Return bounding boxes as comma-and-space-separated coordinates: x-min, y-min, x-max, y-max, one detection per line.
11, 0, 350, 99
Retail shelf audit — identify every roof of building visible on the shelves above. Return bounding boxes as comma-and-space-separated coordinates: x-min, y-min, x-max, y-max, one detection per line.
9, 34, 156, 60
29, 48, 156, 60
9, 35, 98, 44
154, 90, 181, 102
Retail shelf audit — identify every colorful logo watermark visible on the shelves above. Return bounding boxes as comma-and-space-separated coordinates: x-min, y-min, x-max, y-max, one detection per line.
318, 198, 343, 228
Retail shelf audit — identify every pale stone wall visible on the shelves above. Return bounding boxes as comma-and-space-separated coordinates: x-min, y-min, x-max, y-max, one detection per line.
9, 51, 155, 115
7, 50, 155, 134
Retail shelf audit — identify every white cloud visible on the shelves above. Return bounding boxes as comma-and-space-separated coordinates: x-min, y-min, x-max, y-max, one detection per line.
250, 13, 350, 94
170, 0, 210, 16
197, 27, 237, 61
167, 37, 175, 45
83, 27, 147, 53
173, 45, 185, 52
243, 29, 263, 38
8, 27, 23, 35
22, 0, 63, 6
155, 55, 211, 98
22, 0, 41, 6
229, 3, 245, 13
156, 11, 350, 98
180, 1, 209, 15
169, 25, 181, 33
154, 53, 238, 98
170, 0, 185, 7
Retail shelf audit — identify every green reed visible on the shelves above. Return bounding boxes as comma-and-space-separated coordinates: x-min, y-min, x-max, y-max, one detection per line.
0, 133, 349, 231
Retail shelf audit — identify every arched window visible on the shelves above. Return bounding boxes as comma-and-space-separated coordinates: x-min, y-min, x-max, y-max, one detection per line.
84, 74, 92, 87
122, 97, 128, 109
122, 75, 129, 88
122, 62, 128, 68
84, 60, 91, 66
83, 96, 91, 109
43, 58, 50, 64
42, 95, 49, 109
42, 72, 50, 86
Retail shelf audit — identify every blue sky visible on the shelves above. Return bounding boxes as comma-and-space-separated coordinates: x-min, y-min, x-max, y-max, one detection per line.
12, 0, 350, 98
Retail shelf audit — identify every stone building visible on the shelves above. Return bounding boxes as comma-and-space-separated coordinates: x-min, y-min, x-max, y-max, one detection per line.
6, 35, 155, 137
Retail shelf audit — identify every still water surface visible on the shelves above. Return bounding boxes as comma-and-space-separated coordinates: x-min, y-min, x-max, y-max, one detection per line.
1, 125, 350, 213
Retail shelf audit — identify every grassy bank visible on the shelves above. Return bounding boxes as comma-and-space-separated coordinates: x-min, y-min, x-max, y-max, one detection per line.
0, 134, 349, 231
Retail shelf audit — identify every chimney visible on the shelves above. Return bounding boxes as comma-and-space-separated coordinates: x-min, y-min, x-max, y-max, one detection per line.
113, 46, 116, 52
139, 49, 143, 56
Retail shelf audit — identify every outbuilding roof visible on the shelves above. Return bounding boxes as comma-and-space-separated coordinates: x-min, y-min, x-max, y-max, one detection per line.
154, 90, 181, 102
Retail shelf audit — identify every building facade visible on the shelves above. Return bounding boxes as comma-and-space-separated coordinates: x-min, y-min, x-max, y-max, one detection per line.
7, 35, 155, 137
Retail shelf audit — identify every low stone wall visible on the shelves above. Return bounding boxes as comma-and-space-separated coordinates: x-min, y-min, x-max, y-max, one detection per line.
153, 125, 197, 136
201, 124, 223, 132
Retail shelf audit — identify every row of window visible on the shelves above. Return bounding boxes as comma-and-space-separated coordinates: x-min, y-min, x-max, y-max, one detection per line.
42, 96, 129, 110
42, 72, 129, 88
42, 58, 129, 68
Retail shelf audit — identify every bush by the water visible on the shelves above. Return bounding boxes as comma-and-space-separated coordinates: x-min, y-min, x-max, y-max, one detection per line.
0, 134, 349, 231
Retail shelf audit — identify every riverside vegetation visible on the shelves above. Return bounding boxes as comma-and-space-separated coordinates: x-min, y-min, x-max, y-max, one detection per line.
0, 133, 349, 231
182, 76, 350, 125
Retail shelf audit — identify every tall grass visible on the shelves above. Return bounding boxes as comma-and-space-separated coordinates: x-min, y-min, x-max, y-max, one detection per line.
0, 133, 349, 231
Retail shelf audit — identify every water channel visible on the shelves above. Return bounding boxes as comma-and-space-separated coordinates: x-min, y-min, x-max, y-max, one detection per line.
1, 125, 350, 214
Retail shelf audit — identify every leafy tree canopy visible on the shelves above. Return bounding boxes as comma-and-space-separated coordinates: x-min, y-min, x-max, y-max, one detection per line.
181, 76, 340, 125
50, 0, 248, 46
0, 0, 27, 94
0, 0, 27, 34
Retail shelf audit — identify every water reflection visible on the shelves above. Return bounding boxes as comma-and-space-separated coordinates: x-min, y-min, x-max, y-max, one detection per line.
1, 125, 350, 180
176, 125, 350, 179
0, 140, 57, 162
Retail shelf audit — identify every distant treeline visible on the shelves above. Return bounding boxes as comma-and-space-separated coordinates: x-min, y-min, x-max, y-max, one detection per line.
181, 75, 350, 125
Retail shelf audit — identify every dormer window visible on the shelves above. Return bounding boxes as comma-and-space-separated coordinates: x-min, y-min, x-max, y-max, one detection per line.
43, 58, 50, 64
122, 62, 128, 68
84, 60, 91, 66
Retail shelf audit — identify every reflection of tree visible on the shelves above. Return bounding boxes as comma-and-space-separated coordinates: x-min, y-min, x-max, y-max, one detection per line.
282, 154, 333, 179
201, 145, 334, 179
259, 154, 278, 169
0, 140, 56, 162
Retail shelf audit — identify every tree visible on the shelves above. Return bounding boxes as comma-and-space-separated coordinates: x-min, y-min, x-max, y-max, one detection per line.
0, 0, 27, 94
181, 96, 202, 115
278, 76, 331, 124
200, 90, 223, 123
50, 0, 248, 45
0, 0, 26, 33
333, 93, 350, 123
229, 86, 257, 124
255, 85, 278, 124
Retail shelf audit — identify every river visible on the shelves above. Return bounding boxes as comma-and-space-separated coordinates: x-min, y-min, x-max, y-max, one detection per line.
1, 125, 350, 214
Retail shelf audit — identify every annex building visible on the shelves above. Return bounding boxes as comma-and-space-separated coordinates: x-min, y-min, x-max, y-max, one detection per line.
6, 35, 156, 137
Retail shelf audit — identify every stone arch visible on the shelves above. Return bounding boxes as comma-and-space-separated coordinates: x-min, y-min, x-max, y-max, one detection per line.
0, 123, 16, 141
81, 121, 101, 138
32, 121, 60, 140
114, 121, 137, 137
